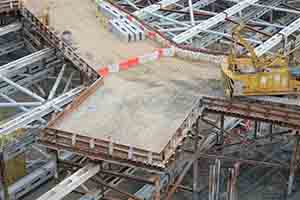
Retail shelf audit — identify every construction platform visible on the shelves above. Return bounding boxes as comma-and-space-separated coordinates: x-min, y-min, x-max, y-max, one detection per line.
43, 57, 220, 168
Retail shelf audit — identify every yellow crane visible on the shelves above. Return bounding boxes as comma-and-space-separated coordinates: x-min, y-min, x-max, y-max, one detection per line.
222, 23, 300, 97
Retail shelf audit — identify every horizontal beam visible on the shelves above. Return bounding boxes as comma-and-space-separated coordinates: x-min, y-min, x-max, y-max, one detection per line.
37, 164, 100, 200
0, 41, 25, 57
255, 17, 300, 56
173, 0, 259, 43
133, 0, 181, 18
0, 102, 42, 107
0, 23, 22, 37
0, 60, 60, 96
0, 48, 55, 77
0, 87, 84, 135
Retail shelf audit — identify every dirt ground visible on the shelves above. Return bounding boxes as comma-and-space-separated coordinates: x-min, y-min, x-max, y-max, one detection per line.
24, 0, 160, 70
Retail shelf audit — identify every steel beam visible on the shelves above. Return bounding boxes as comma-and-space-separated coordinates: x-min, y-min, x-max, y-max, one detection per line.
167, 0, 217, 19
0, 23, 22, 37
37, 163, 100, 200
255, 17, 300, 56
48, 64, 66, 100
173, 0, 259, 44
0, 75, 45, 102
0, 41, 25, 57
0, 87, 84, 135
0, 48, 55, 77
0, 61, 58, 96
288, 135, 300, 195
133, 0, 181, 19
0, 102, 42, 107
190, 0, 283, 47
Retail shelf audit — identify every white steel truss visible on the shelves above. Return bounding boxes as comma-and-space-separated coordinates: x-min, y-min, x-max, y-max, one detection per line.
172, 0, 260, 44
37, 163, 100, 200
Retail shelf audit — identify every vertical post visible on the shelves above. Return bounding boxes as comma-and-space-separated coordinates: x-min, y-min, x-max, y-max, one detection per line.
269, 123, 273, 141
54, 150, 59, 180
154, 176, 160, 200
215, 159, 221, 200
100, 162, 105, 198
218, 115, 225, 145
229, 162, 240, 200
188, 0, 195, 26
227, 168, 233, 200
193, 132, 200, 200
0, 151, 9, 200
226, 168, 233, 200
193, 158, 199, 200
209, 165, 214, 200
80, 71, 86, 85
254, 121, 258, 139
288, 134, 300, 196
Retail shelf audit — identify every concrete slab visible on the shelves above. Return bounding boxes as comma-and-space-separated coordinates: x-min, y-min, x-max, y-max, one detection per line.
51, 57, 221, 153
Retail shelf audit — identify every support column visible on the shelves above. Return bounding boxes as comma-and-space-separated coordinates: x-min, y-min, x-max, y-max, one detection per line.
209, 164, 215, 200
0, 151, 9, 200
269, 123, 273, 141
218, 114, 225, 145
192, 158, 199, 200
226, 168, 234, 200
254, 121, 258, 139
288, 134, 300, 195
154, 176, 160, 200
215, 159, 221, 200
228, 162, 240, 200
188, 0, 195, 26
193, 122, 202, 200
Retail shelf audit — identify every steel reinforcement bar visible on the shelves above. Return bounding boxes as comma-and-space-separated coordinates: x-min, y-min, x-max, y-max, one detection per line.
200, 96, 300, 130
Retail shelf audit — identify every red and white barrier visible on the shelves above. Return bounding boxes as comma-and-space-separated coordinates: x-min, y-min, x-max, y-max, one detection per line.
97, 1, 225, 65
97, 48, 175, 77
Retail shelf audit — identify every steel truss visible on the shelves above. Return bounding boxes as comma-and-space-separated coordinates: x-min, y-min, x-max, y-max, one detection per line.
116, 0, 300, 54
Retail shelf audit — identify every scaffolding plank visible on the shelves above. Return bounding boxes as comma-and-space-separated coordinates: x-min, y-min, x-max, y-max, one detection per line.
37, 163, 100, 200
172, 0, 259, 44
255, 17, 300, 56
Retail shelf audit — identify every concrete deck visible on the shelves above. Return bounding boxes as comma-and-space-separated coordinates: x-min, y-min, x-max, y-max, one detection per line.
25, 0, 159, 70
52, 57, 221, 153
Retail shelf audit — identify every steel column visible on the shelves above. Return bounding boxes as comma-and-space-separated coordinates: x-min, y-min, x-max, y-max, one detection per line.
287, 134, 300, 195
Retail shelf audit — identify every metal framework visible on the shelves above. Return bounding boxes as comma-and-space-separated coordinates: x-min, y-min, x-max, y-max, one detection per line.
115, 0, 300, 54
37, 163, 100, 200
1, 1, 300, 200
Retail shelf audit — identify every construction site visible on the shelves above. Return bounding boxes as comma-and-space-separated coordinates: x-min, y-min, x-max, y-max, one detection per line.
2, 0, 300, 199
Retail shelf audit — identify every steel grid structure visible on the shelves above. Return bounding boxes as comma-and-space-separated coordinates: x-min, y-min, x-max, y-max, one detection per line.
0, 1, 300, 200
116, 0, 300, 54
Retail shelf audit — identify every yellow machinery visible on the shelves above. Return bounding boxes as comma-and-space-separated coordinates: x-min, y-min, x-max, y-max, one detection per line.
221, 24, 300, 97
